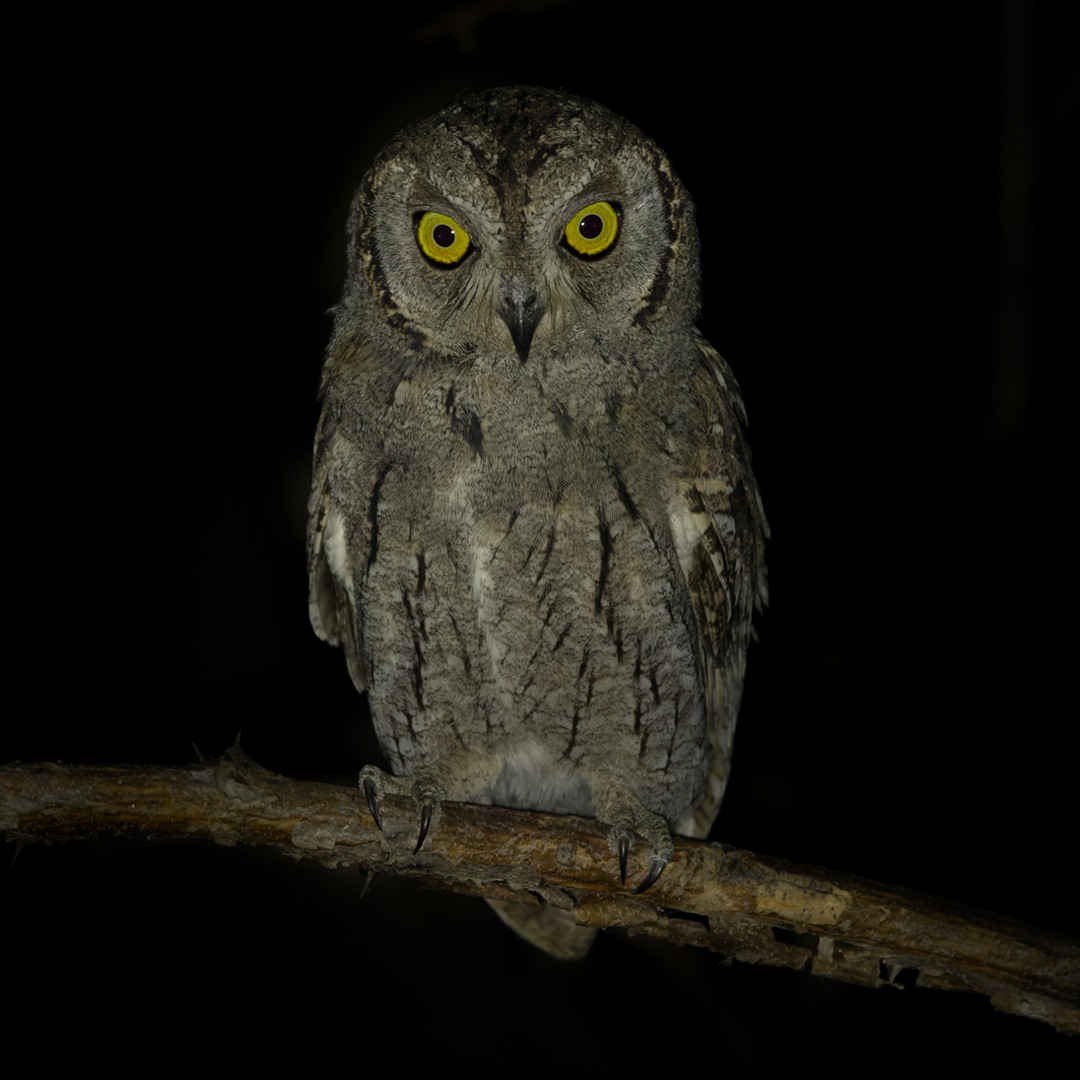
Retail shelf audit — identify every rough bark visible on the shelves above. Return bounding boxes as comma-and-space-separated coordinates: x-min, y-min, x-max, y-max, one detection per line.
2, 748, 1076, 1033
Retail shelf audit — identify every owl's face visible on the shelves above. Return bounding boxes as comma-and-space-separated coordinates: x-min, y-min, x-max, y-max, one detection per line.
344, 88, 700, 367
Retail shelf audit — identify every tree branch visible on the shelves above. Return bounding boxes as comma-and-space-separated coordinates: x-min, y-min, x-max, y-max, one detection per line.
2, 747, 1076, 1033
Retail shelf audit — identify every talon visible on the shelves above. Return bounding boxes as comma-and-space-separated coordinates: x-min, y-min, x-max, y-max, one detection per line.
362, 776, 383, 831
617, 834, 630, 884
633, 858, 667, 894
358, 867, 375, 899
415, 801, 434, 853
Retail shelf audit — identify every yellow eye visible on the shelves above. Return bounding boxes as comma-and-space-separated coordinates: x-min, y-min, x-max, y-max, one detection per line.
564, 201, 619, 257
417, 211, 471, 265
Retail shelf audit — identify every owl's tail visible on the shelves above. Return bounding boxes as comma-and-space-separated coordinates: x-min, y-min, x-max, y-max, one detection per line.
486, 898, 597, 960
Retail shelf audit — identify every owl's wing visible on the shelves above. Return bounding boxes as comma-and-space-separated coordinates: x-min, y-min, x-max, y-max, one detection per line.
307, 393, 370, 694
668, 336, 768, 838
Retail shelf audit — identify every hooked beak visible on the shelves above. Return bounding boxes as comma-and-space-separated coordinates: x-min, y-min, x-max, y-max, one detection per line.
499, 280, 545, 363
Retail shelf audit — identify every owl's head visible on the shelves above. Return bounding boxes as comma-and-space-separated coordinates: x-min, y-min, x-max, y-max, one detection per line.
341, 87, 701, 366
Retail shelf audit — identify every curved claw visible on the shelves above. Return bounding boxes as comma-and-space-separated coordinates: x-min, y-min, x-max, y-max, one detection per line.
362, 776, 383, 831
415, 801, 435, 854
632, 858, 667, 894
617, 834, 630, 884
358, 866, 375, 899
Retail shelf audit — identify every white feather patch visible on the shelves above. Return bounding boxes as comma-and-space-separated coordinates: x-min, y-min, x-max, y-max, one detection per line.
323, 507, 353, 596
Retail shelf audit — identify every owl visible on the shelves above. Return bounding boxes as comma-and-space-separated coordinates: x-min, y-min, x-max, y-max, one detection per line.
307, 87, 767, 958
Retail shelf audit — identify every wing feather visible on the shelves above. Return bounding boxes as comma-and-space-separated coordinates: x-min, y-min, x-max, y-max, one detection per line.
307, 399, 369, 693
668, 337, 768, 836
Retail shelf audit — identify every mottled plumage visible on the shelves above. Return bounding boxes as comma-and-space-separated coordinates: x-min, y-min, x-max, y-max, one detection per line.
308, 88, 766, 957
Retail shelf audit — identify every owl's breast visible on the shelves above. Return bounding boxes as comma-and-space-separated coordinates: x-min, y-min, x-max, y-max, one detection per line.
356, 377, 710, 823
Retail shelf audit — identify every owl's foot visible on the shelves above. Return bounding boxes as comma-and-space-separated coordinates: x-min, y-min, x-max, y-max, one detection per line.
606, 805, 675, 894
359, 765, 445, 854
588, 775, 675, 892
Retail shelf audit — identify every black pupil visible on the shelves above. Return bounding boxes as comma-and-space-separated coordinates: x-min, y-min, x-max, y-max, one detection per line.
578, 213, 604, 240
433, 222, 455, 248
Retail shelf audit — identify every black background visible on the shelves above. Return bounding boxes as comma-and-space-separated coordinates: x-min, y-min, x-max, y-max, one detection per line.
7, 2, 1077, 1070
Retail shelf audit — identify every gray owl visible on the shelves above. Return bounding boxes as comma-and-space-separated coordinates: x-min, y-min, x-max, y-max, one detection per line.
308, 87, 767, 958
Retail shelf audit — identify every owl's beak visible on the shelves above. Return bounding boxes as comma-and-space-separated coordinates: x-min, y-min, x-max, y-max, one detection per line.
499, 282, 545, 363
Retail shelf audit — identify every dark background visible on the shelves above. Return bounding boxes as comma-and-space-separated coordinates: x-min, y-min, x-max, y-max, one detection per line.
7, 2, 1077, 1070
